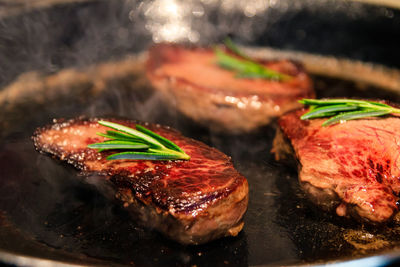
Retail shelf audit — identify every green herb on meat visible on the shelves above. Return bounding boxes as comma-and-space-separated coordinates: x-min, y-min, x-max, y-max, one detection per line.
215, 38, 292, 81
88, 121, 190, 161
299, 98, 400, 126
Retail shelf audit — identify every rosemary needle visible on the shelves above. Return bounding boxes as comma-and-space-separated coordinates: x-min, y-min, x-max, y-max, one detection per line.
299, 99, 400, 126
88, 121, 190, 161
215, 38, 292, 81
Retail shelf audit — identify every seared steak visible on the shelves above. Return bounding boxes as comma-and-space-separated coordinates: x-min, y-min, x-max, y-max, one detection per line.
33, 118, 248, 245
273, 108, 400, 224
146, 44, 314, 133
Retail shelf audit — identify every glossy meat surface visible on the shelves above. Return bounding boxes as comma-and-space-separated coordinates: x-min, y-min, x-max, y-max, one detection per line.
146, 44, 314, 132
33, 118, 248, 244
275, 109, 400, 223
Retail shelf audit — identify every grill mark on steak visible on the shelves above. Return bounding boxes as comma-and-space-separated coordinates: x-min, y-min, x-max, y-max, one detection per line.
32, 118, 248, 244
146, 43, 314, 133
274, 108, 400, 224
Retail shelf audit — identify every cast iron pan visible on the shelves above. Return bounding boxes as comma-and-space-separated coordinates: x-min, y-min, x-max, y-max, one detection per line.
1, 0, 400, 266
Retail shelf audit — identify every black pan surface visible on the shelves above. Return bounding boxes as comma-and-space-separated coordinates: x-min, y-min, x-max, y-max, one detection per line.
1, 0, 400, 266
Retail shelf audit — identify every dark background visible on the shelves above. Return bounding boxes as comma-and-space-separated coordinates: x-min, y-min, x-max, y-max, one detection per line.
1, 0, 399, 89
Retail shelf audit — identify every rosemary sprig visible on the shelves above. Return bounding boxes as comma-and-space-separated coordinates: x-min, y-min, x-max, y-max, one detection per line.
299, 99, 400, 126
224, 37, 251, 60
88, 121, 190, 161
215, 38, 292, 81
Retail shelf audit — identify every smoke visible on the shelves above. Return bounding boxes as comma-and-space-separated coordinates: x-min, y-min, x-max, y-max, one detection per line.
2, 0, 394, 133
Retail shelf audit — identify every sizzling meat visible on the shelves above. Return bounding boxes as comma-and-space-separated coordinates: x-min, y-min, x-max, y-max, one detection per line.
146, 44, 314, 133
33, 118, 248, 245
273, 108, 400, 224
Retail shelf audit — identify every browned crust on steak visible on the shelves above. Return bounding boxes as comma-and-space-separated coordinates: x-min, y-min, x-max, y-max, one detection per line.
33, 117, 248, 244
146, 43, 314, 133
274, 108, 400, 224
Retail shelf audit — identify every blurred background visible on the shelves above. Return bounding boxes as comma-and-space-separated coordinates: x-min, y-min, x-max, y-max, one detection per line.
1, 0, 399, 89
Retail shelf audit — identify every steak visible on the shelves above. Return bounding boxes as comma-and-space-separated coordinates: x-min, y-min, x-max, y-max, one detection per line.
33, 118, 248, 245
146, 43, 314, 133
273, 108, 400, 224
